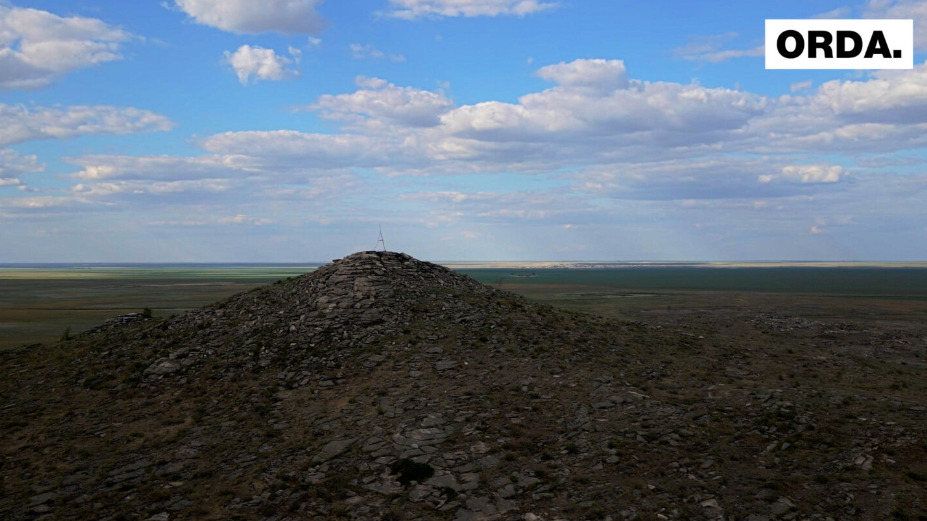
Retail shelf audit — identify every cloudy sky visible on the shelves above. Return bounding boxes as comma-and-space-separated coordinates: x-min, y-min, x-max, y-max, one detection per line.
2, 0, 927, 262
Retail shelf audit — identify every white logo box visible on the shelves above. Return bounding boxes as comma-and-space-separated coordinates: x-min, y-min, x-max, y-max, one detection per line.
765, 19, 913, 70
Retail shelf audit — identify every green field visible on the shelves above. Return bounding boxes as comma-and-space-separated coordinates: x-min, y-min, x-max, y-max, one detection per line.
3, 263, 927, 349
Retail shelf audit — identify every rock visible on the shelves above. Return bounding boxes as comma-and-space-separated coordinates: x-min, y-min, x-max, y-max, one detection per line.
312, 438, 357, 463
435, 360, 458, 371
426, 473, 460, 490
465, 496, 497, 515
769, 497, 795, 515
29, 492, 57, 505
146, 358, 182, 375
6, 250, 923, 521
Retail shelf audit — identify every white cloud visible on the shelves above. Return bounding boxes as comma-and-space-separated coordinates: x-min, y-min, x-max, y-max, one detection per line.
349, 44, 406, 62
865, 0, 927, 49
695, 45, 764, 63
149, 214, 275, 227
814, 7, 853, 18
199, 130, 425, 171
0, 104, 174, 147
67, 154, 258, 181
0, 195, 79, 210
810, 64, 927, 121
225, 45, 300, 84
385, 0, 558, 19
674, 33, 763, 63
173, 0, 327, 34
72, 178, 232, 197
0, 5, 131, 90
745, 62, 927, 154
790, 80, 813, 93
759, 164, 847, 184
308, 76, 453, 130
535, 58, 628, 91
572, 157, 845, 201
34, 54, 927, 257
0, 148, 42, 187
438, 58, 766, 148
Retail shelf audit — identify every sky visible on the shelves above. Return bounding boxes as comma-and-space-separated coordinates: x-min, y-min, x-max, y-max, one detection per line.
1, 0, 927, 262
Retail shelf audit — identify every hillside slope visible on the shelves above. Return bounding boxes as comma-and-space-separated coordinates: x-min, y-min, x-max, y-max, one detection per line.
2, 251, 926, 521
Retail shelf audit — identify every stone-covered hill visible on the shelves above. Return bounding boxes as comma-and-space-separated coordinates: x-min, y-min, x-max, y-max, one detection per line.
2, 251, 927, 521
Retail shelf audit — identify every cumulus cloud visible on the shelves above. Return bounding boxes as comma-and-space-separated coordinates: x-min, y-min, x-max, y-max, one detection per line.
0, 5, 131, 90
0, 104, 174, 147
48, 55, 927, 239
307, 76, 454, 130
810, 64, 927, 122
225, 45, 300, 84
173, 0, 327, 34
385, 0, 558, 19
746, 62, 927, 154
438, 58, 766, 147
535, 58, 628, 91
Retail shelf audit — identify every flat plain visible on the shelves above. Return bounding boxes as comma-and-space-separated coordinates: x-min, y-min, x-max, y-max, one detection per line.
3, 262, 927, 349
0, 265, 317, 349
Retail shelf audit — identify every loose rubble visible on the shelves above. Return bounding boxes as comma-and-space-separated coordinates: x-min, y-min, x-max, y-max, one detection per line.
1, 251, 926, 520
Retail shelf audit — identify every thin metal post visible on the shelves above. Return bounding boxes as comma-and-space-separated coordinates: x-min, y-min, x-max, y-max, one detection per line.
375, 225, 387, 252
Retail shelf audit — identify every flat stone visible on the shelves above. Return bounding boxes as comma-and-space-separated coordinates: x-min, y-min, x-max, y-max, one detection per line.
312, 438, 357, 463
29, 492, 57, 505
435, 360, 458, 371
465, 496, 497, 515
146, 359, 181, 375
409, 484, 432, 502
426, 473, 460, 490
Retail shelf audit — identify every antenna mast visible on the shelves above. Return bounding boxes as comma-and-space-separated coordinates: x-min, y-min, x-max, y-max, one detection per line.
375, 225, 387, 252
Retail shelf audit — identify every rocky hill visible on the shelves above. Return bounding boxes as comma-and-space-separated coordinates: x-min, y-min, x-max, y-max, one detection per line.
2, 251, 926, 521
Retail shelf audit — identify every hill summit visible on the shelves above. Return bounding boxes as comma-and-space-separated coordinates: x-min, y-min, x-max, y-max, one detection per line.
3, 251, 927, 520
2, 251, 633, 521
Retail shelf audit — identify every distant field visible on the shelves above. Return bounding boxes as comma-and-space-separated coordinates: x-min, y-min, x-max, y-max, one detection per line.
3, 263, 927, 349
0, 265, 317, 349
458, 266, 927, 296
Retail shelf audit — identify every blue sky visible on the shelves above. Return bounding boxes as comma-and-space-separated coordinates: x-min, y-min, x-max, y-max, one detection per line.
1, 0, 927, 261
